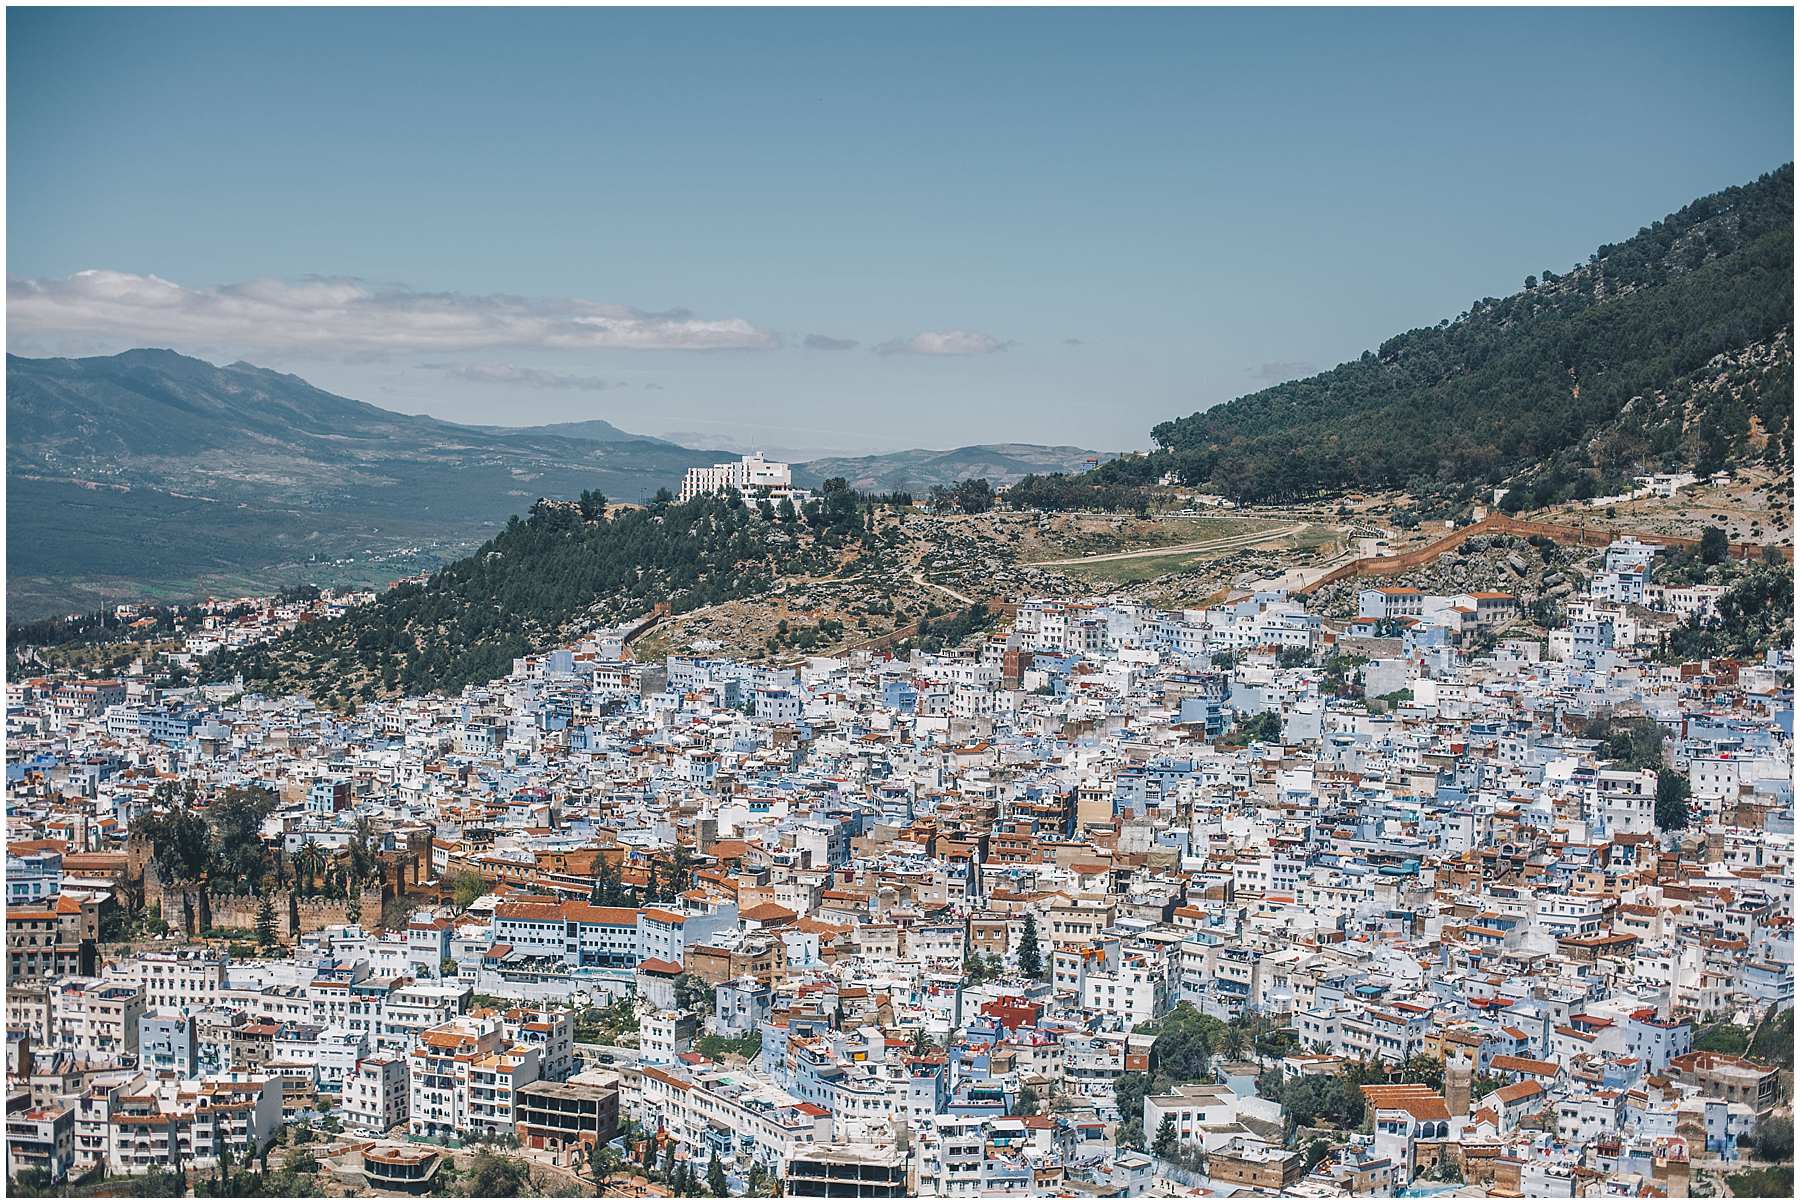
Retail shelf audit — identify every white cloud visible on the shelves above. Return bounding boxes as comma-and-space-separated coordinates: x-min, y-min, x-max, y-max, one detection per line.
874, 329, 1013, 356
6, 270, 780, 354
419, 361, 624, 391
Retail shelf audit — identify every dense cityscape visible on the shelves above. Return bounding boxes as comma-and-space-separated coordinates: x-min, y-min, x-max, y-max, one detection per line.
5, 468, 1793, 1195
6, 6, 1795, 1200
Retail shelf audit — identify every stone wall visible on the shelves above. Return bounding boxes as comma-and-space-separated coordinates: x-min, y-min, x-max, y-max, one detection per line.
1297, 511, 1787, 597
160, 884, 385, 938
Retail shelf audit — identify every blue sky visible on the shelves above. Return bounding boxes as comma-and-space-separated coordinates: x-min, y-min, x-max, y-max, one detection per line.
7, 7, 1793, 454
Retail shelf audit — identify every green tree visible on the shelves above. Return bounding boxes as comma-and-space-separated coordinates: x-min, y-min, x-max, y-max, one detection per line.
1226, 710, 1283, 746
706, 1151, 729, 1197
445, 869, 487, 910
141, 799, 213, 885
1152, 1116, 1178, 1158
1114, 1070, 1151, 1145
590, 857, 622, 907
1018, 913, 1044, 979
255, 892, 280, 950
1592, 716, 1667, 771
209, 785, 277, 894
1398, 1053, 1444, 1091
1656, 769, 1692, 831
1755, 1115, 1793, 1161
1694, 1021, 1756, 1055
294, 841, 327, 896
463, 1151, 532, 1197
1699, 526, 1729, 565
1148, 1003, 1223, 1082
589, 1140, 620, 1187
346, 812, 377, 887
1276, 1074, 1366, 1133
1662, 563, 1794, 663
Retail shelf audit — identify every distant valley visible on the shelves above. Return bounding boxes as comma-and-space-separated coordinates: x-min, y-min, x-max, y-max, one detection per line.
5, 349, 1101, 617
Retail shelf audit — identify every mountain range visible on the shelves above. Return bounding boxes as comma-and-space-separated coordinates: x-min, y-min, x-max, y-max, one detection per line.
793, 444, 1109, 493
5, 349, 1098, 617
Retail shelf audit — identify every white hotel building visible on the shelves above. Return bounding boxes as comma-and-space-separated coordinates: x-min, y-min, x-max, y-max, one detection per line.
678, 454, 807, 503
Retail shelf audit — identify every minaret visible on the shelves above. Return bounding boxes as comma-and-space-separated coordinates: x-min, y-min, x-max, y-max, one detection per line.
1444, 1052, 1472, 1119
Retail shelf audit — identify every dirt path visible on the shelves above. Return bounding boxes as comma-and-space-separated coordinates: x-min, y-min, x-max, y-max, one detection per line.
910, 569, 976, 605
1028, 522, 1307, 567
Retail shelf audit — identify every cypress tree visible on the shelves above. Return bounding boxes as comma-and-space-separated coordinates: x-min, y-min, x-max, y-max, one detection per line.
1019, 913, 1043, 979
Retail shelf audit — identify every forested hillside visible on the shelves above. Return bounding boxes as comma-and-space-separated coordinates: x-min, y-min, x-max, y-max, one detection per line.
1091, 165, 1793, 506
214, 485, 887, 704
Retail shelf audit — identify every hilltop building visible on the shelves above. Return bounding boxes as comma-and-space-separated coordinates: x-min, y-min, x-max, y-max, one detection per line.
678, 454, 807, 504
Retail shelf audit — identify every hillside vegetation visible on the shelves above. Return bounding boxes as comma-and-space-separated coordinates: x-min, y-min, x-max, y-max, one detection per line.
1086, 165, 1793, 506
213, 486, 893, 704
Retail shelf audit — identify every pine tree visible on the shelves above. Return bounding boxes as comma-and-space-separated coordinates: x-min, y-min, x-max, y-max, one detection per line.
1153, 1115, 1178, 1158
706, 1151, 728, 1197
1656, 769, 1692, 831
1018, 913, 1043, 979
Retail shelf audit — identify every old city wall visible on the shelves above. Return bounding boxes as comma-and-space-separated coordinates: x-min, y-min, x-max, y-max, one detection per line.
157, 882, 383, 937
1295, 511, 1787, 597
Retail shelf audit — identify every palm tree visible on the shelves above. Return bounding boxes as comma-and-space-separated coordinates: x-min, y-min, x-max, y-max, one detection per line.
294, 841, 325, 896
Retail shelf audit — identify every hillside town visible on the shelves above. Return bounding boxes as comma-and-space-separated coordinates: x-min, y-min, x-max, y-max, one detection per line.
4, 533, 1793, 1199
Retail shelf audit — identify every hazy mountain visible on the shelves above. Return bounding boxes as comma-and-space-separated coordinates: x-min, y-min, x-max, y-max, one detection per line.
795, 444, 1110, 493
496, 418, 676, 446
658, 432, 869, 462
6, 350, 731, 617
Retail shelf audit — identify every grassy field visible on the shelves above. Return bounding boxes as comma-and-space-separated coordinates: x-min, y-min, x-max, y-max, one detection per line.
1067, 547, 1244, 584
1058, 520, 1340, 585
1015, 513, 1275, 561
